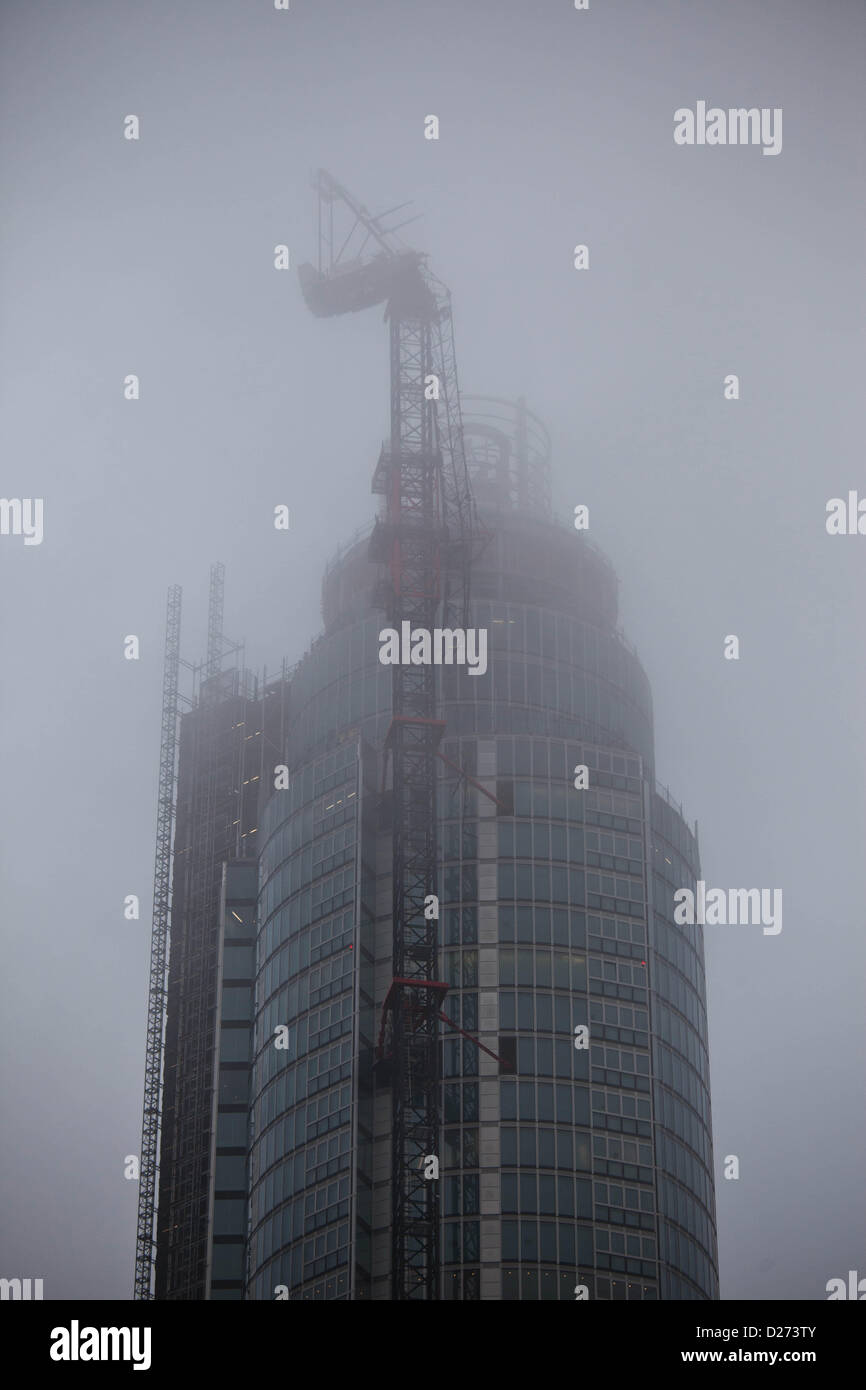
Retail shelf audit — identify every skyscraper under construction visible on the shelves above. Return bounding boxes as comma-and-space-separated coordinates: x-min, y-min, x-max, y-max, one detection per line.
138, 392, 718, 1302
136, 175, 719, 1303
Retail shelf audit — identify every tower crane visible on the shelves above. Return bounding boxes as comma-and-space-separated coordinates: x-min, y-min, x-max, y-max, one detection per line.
299, 169, 483, 1299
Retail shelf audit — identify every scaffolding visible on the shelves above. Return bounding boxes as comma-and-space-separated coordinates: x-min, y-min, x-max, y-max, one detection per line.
134, 585, 182, 1300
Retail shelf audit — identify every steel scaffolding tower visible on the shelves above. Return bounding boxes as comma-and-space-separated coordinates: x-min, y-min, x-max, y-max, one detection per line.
134, 584, 182, 1300
206, 562, 225, 680
299, 170, 481, 1298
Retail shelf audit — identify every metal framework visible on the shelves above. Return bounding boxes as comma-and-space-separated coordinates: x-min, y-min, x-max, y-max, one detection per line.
299, 170, 481, 1298
137, 571, 292, 1298
206, 562, 225, 680
134, 584, 182, 1300
155, 571, 250, 1299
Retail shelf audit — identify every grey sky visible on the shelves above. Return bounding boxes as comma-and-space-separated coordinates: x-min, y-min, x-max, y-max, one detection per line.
1, 0, 863, 1300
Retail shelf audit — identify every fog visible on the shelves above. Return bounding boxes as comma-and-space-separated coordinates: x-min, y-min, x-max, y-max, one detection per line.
1, 0, 863, 1300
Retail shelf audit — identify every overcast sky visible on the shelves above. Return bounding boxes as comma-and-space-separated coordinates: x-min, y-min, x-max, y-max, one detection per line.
1, 0, 863, 1301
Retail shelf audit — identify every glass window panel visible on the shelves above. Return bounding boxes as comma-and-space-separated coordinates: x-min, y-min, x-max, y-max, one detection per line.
517, 993, 533, 1030
538, 1128, 555, 1167
555, 1084, 571, 1124
463, 1220, 480, 1262
463, 1084, 478, 1121
519, 1128, 536, 1166
499, 949, 515, 986
557, 1176, 574, 1217
519, 1174, 537, 1214
536, 951, 552, 988
556, 1130, 573, 1168
537, 1083, 554, 1122
445, 1176, 460, 1216
540, 1222, 557, 1263
559, 1224, 575, 1265
463, 1128, 479, 1168
539, 1175, 556, 1214
518, 1081, 535, 1121
571, 953, 586, 990
520, 1220, 538, 1261
500, 991, 515, 1029
501, 1128, 517, 1165
444, 1223, 460, 1263
574, 1086, 590, 1125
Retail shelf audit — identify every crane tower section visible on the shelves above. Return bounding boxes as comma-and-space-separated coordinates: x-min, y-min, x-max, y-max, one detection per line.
299, 170, 480, 1298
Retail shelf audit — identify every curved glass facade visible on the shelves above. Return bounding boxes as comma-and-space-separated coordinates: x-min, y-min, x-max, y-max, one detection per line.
245, 410, 718, 1301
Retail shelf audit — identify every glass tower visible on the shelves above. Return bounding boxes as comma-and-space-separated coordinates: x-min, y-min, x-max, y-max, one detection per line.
242, 397, 718, 1300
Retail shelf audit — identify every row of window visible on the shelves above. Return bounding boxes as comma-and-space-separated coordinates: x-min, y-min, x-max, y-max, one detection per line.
593, 1133, 653, 1168
501, 1173, 592, 1218
653, 1041, 710, 1127
497, 862, 588, 905
655, 1001, 710, 1086
254, 1038, 352, 1134
501, 1126, 591, 1171
263, 839, 354, 911
500, 990, 586, 1033
658, 1175, 716, 1266
489, 821, 643, 873
500, 946, 586, 991
501, 1079, 589, 1126
251, 1175, 351, 1267
259, 792, 356, 910
501, 1268, 657, 1300
651, 793, 699, 869
497, 1034, 590, 1082
594, 1180, 654, 1213
591, 1088, 653, 1139
438, 700, 646, 753
655, 1081, 713, 1171
653, 913, 707, 1004
498, 905, 587, 947
656, 1129, 714, 1214
501, 1220, 593, 1266
661, 1218, 717, 1299
255, 997, 353, 1086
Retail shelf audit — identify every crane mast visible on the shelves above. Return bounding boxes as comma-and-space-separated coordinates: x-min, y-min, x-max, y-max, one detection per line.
299, 170, 479, 1298
134, 585, 182, 1299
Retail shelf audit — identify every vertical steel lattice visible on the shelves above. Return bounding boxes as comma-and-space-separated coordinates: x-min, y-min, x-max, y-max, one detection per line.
134, 585, 182, 1299
297, 175, 481, 1298
206, 562, 225, 681
387, 292, 444, 1299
